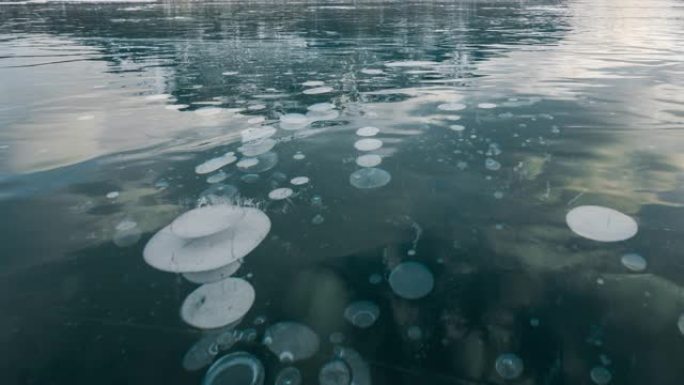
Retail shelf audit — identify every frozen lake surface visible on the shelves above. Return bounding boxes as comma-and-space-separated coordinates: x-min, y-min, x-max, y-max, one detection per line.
1, 0, 684, 384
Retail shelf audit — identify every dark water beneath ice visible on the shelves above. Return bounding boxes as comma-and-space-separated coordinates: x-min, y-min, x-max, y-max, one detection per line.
1, 0, 684, 384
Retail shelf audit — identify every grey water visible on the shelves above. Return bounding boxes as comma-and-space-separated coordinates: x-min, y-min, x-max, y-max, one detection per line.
1, 0, 684, 384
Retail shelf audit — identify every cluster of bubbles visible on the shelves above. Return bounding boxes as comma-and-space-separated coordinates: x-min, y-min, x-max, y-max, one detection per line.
350, 126, 391, 189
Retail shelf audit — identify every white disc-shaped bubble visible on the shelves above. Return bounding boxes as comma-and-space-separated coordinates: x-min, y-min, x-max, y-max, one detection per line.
389, 261, 434, 300
195, 153, 238, 175
238, 138, 277, 157
361, 68, 384, 75
183, 259, 243, 284
334, 347, 371, 385
355, 154, 382, 168
202, 351, 265, 385
303, 80, 325, 87
354, 139, 383, 152
495, 353, 524, 380
143, 206, 270, 273
438, 103, 466, 111
590, 366, 612, 385
566, 206, 638, 242
308, 103, 335, 113
181, 278, 255, 329
106, 191, 119, 199
349, 168, 391, 189
355, 126, 380, 137
290, 176, 310, 186
621, 253, 647, 272
344, 301, 380, 329
238, 152, 279, 174
478, 103, 497, 109
241, 126, 277, 143
303, 86, 333, 95
269, 187, 294, 200
170, 205, 244, 239
449, 125, 465, 132
237, 158, 260, 169
264, 322, 320, 362
319, 359, 351, 385
207, 171, 228, 184
280, 113, 310, 130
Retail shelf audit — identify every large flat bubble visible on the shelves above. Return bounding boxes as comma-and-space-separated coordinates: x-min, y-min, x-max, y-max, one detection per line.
143, 205, 270, 273
621, 253, 647, 272
319, 359, 351, 385
264, 322, 320, 362
349, 168, 391, 189
181, 278, 255, 329
334, 347, 371, 385
355, 154, 382, 168
344, 301, 380, 328
170, 205, 245, 239
355, 126, 380, 137
237, 152, 279, 173
238, 139, 277, 157
202, 351, 264, 385
389, 261, 434, 300
183, 259, 243, 284
195, 153, 237, 175
566, 206, 638, 242
354, 139, 383, 152
303, 86, 334, 95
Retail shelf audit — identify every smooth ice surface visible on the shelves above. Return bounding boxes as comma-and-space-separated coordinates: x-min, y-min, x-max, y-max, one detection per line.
349, 168, 391, 189
388, 261, 434, 300
566, 206, 638, 242
181, 278, 255, 329
264, 322, 320, 362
